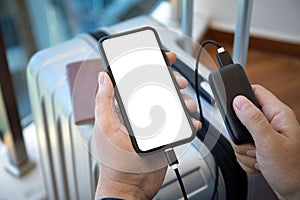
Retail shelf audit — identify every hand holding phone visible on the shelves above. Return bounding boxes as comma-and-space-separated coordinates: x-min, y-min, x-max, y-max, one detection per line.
98, 27, 196, 153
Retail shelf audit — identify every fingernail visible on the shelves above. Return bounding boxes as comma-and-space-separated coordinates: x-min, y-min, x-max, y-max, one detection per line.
98, 72, 105, 88
254, 162, 260, 170
246, 150, 256, 157
180, 76, 187, 84
233, 96, 244, 111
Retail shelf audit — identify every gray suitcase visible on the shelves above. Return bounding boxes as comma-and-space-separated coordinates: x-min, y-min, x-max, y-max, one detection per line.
27, 16, 276, 200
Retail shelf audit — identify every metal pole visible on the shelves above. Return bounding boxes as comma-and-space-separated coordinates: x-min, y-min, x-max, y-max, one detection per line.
181, 0, 194, 54
182, 0, 193, 38
0, 26, 34, 177
233, 0, 254, 68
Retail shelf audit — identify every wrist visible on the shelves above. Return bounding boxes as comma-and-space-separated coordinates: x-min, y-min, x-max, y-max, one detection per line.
96, 175, 148, 200
285, 190, 300, 200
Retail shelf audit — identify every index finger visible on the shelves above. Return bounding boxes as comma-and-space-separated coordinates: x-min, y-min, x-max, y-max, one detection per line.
166, 52, 176, 66
252, 84, 289, 121
252, 84, 299, 135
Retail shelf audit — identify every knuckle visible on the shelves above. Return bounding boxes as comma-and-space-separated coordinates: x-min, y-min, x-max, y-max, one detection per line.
238, 160, 260, 174
233, 143, 255, 155
253, 84, 262, 90
247, 106, 265, 125
182, 93, 188, 99
236, 154, 257, 168
233, 146, 245, 155
173, 71, 180, 77
282, 105, 295, 117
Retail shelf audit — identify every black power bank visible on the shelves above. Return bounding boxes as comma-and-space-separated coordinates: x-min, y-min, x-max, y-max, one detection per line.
209, 64, 260, 144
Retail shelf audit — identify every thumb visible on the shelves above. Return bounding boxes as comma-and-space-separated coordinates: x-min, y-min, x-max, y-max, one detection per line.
233, 95, 276, 146
95, 72, 118, 132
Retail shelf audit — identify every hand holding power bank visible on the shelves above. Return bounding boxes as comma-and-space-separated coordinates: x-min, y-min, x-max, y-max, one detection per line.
209, 64, 260, 144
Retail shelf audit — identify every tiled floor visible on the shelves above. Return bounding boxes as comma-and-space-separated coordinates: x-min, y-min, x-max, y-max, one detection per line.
0, 123, 46, 200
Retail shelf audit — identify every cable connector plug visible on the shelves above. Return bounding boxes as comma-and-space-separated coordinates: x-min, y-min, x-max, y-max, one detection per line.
216, 47, 233, 67
164, 148, 188, 200
165, 148, 179, 167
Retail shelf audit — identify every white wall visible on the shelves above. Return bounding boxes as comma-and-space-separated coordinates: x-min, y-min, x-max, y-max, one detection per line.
194, 0, 300, 44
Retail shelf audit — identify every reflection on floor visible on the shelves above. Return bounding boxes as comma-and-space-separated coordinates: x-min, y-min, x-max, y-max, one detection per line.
0, 123, 45, 200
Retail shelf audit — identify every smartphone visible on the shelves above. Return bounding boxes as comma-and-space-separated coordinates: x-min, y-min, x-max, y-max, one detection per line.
98, 27, 195, 154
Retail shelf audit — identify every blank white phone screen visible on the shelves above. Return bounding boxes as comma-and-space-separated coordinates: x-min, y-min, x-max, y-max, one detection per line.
102, 29, 193, 152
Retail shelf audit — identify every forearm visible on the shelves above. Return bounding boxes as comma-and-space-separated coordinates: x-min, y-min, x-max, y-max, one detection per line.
95, 175, 148, 200
281, 188, 300, 200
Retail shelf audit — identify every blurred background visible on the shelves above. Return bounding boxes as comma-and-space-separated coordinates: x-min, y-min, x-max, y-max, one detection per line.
0, 0, 160, 199
0, 0, 160, 127
0, 0, 299, 199
1, 0, 299, 129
